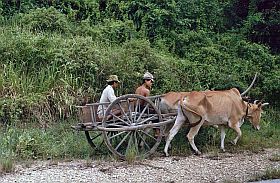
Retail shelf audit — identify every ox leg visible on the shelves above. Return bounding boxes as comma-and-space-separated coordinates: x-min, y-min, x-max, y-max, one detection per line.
219, 125, 226, 152
239, 118, 245, 128
187, 120, 204, 155
230, 123, 242, 145
164, 111, 186, 157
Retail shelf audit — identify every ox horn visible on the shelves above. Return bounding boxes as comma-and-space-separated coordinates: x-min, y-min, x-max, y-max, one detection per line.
261, 103, 269, 107
241, 73, 258, 96
255, 99, 264, 105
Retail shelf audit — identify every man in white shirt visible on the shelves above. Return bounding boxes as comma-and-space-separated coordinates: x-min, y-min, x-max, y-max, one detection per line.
97, 75, 120, 119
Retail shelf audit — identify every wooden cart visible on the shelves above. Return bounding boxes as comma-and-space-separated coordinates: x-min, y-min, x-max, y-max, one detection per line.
72, 94, 176, 159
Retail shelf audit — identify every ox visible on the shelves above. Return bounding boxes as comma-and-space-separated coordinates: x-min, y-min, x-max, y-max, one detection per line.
160, 73, 258, 115
159, 73, 259, 141
164, 88, 269, 156
160, 92, 190, 114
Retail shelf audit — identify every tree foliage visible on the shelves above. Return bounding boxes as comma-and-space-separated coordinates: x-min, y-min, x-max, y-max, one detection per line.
0, 0, 279, 125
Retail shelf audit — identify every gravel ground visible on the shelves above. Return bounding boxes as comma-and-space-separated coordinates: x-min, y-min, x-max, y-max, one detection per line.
0, 148, 279, 183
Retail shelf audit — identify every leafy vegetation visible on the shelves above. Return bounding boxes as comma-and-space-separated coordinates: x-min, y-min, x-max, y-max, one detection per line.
0, 0, 279, 160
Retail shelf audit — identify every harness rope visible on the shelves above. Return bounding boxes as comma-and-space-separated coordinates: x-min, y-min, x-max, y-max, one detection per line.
245, 102, 250, 118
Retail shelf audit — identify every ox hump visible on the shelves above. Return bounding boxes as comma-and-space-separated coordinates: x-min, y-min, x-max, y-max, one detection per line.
230, 88, 241, 96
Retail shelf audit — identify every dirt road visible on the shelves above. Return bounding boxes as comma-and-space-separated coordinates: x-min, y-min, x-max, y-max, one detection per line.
1, 148, 279, 183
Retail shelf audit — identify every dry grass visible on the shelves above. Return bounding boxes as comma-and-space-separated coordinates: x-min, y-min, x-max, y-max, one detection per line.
125, 144, 138, 164
269, 154, 280, 162
84, 157, 93, 168
222, 180, 240, 183
0, 158, 15, 174
250, 168, 280, 181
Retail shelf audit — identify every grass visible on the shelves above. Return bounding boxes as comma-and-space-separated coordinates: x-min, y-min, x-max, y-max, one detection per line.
0, 120, 100, 161
125, 145, 138, 164
0, 158, 15, 174
249, 168, 280, 181
270, 154, 280, 162
0, 108, 279, 162
222, 181, 240, 183
82, 156, 93, 168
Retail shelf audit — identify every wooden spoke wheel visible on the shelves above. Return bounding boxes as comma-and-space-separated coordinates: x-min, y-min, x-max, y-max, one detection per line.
85, 131, 103, 150
102, 94, 163, 159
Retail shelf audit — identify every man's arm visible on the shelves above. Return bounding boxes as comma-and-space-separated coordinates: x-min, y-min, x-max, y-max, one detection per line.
107, 87, 117, 102
136, 86, 150, 97
142, 88, 150, 97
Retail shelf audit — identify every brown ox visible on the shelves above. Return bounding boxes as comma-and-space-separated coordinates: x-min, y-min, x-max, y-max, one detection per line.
164, 88, 269, 156
159, 73, 258, 122
160, 92, 190, 114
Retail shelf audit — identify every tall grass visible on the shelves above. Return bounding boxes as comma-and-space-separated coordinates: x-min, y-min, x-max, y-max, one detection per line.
0, 158, 14, 174
0, 120, 106, 160
250, 168, 280, 181
0, 106, 279, 161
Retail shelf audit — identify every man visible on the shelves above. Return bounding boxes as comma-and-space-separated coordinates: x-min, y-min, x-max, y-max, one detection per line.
135, 72, 160, 136
97, 75, 120, 119
135, 71, 154, 98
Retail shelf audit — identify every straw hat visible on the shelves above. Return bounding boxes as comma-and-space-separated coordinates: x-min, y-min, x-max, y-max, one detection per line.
106, 75, 120, 82
143, 71, 154, 81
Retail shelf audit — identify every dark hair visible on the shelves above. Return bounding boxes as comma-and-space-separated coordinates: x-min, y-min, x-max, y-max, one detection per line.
142, 79, 153, 84
107, 81, 115, 85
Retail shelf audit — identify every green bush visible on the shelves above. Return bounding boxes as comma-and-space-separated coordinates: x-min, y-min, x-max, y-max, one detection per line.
19, 7, 70, 33
16, 132, 40, 159
0, 25, 279, 125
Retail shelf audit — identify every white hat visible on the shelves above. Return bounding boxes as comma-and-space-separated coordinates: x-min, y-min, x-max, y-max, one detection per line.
143, 71, 154, 81
106, 75, 120, 82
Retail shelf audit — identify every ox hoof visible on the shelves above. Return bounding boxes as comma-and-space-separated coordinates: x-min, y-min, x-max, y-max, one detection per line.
194, 151, 202, 156
164, 149, 169, 157
220, 149, 226, 153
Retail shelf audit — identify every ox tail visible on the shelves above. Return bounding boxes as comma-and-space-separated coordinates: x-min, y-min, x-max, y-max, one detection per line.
180, 98, 202, 128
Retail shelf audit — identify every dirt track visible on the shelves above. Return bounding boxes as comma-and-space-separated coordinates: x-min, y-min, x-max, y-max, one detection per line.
0, 148, 279, 183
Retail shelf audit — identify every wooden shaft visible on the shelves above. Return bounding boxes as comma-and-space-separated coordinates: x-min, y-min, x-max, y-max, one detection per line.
96, 118, 175, 132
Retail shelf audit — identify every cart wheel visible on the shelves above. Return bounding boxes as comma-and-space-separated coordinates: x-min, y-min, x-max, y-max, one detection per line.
85, 131, 103, 150
102, 94, 163, 159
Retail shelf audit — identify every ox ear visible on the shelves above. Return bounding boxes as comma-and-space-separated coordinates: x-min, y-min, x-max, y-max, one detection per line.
254, 100, 259, 104
260, 102, 269, 108
257, 99, 264, 107
242, 96, 250, 102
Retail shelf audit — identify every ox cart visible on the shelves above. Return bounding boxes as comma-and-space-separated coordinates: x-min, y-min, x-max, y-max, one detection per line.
72, 94, 176, 160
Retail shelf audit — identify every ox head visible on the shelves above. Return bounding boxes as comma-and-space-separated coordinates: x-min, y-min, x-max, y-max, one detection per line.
246, 100, 269, 130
